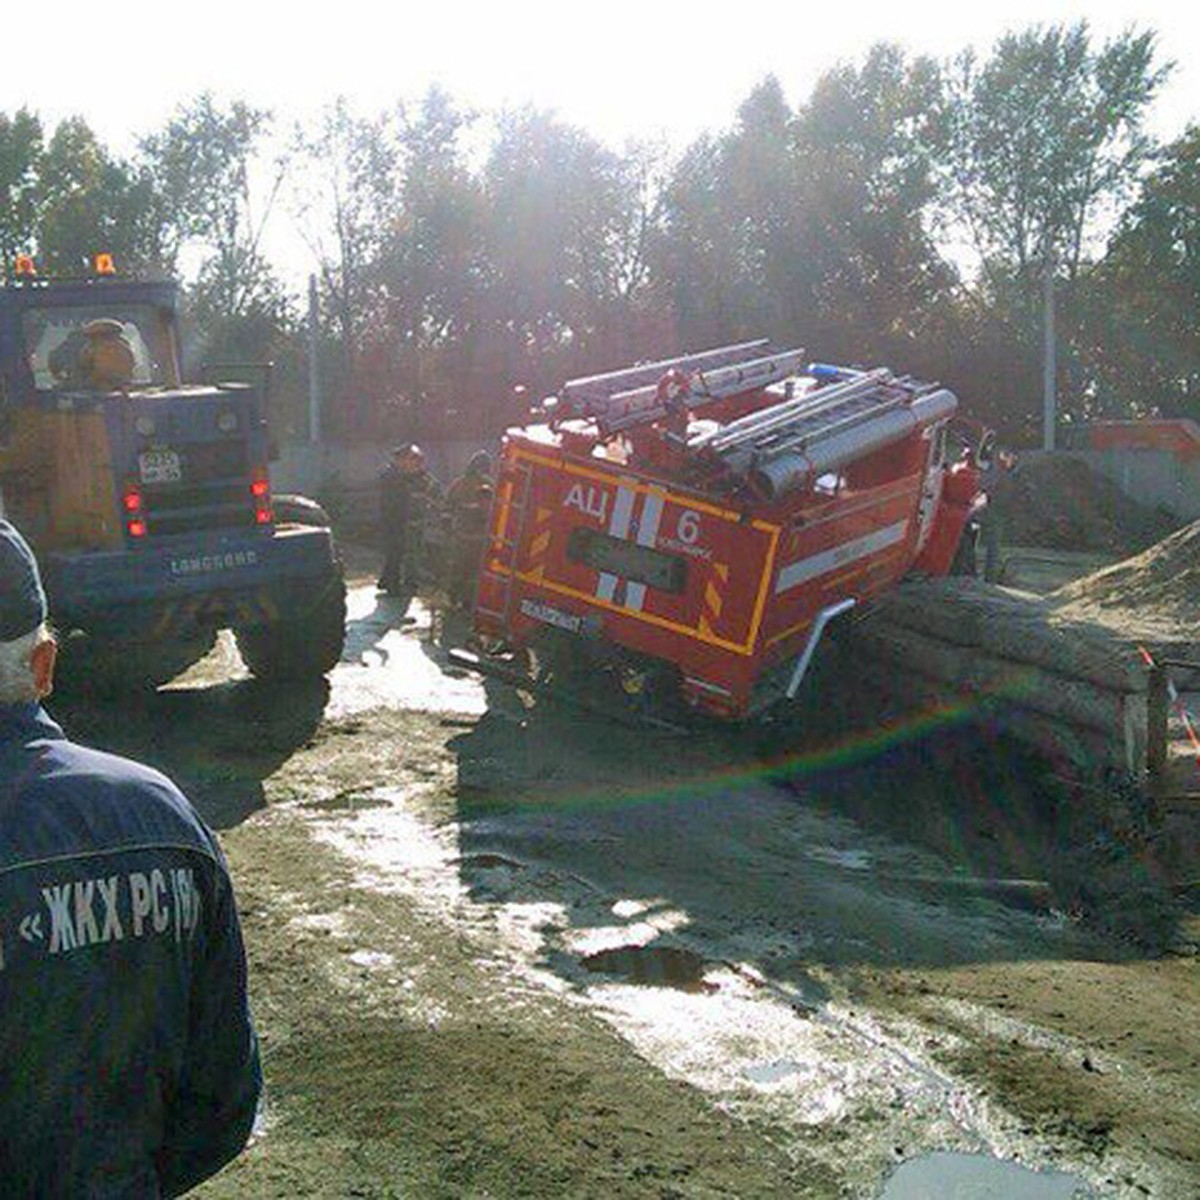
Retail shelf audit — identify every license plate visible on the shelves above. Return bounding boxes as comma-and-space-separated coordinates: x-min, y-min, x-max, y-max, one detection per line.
139, 449, 182, 484
519, 598, 581, 633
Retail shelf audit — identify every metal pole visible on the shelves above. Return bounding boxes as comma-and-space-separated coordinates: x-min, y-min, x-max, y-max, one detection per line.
1147, 663, 1169, 795
1042, 257, 1056, 452
307, 274, 321, 445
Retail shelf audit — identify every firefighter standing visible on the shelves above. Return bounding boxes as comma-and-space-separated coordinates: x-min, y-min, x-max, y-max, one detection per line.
445, 450, 494, 611
0, 520, 262, 1196
980, 449, 1018, 582
378, 444, 438, 595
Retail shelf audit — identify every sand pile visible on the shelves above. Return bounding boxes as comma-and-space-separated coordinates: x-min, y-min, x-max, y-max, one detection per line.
1052, 518, 1200, 648
994, 454, 1177, 553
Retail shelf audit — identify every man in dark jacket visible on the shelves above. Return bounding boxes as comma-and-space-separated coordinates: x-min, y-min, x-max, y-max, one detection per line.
0, 521, 262, 1197
445, 450, 495, 611
378, 444, 438, 595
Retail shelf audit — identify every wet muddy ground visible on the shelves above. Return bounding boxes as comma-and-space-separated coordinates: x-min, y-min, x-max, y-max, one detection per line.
53, 569, 1200, 1198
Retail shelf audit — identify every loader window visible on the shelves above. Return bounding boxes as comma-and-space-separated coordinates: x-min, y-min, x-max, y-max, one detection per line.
23, 304, 178, 391
567, 527, 687, 594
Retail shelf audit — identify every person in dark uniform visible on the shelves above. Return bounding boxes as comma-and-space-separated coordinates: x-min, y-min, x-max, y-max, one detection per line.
377, 444, 438, 595
445, 450, 495, 611
980, 449, 1018, 582
0, 521, 261, 1197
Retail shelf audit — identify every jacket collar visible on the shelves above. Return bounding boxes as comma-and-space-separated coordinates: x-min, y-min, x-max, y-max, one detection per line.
0, 703, 66, 747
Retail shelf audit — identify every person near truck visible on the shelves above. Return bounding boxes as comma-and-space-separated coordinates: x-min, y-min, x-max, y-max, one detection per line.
445, 450, 495, 611
0, 520, 262, 1197
378, 444, 439, 595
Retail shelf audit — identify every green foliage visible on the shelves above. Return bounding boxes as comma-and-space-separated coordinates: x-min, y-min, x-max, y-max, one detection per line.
940, 22, 1168, 286
0, 20, 1191, 445
0, 109, 43, 268
1080, 127, 1200, 420
655, 51, 953, 374
38, 118, 169, 276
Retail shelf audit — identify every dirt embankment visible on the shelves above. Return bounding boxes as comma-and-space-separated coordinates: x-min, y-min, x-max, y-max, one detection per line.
992, 455, 1179, 554
1051, 518, 1200, 650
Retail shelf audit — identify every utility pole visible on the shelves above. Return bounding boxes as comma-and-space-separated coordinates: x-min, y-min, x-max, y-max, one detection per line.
307, 274, 321, 445
1042, 256, 1057, 452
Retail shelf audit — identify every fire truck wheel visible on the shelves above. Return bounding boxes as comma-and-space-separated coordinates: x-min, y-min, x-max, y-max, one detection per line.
234, 569, 347, 681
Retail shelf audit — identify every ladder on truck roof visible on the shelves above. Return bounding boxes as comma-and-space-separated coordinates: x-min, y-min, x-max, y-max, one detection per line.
561, 340, 806, 436
689, 367, 959, 500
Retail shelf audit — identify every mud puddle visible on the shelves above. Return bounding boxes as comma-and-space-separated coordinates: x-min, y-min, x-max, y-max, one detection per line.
882, 1150, 1088, 1198
165, 586, 484, 721
311, 782, 1091, 1194
329, 588, 486, 718
581, 945, 718, 994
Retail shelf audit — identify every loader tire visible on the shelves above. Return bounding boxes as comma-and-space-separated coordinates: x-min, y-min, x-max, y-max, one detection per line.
273, 493, 332, 527
235, 568, 347, 681
56, 629, 217, 698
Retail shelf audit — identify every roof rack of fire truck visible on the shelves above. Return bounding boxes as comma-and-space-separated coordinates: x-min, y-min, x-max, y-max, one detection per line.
561, 340, 806, 435
561, 342, 957, 501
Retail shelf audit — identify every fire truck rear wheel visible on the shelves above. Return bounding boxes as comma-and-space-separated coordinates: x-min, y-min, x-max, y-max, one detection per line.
234, 570, 347, 681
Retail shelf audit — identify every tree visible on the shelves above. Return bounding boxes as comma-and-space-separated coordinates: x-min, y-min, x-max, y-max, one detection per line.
934, 24, 1170, 437
142, 96, 293, 378
364, 86, 488, 436
483, 107, 640, 359
655, 79, 796, 348
37, 117, 168, 276
656, 53, 953, 370
939, 23, 1169, 288
0, 109, 43, 270
792, 46, 953, 365
291, 98, 397, 374
1081, 127, 1200, 420
142, 96, 284, 323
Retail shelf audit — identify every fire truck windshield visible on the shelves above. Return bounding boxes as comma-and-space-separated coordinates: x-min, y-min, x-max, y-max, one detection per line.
22, 304, 178, 391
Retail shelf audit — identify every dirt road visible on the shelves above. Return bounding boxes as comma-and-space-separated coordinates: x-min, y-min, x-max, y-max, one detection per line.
54, 580, 1200, 1198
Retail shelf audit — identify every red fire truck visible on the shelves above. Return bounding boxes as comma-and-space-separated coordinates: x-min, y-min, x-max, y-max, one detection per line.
467, 341, 984, 720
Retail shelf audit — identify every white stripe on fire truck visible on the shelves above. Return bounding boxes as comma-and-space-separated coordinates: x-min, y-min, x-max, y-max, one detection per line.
774, 520, 909, 594
596, 483, 637, 602
623, 489, 665, 611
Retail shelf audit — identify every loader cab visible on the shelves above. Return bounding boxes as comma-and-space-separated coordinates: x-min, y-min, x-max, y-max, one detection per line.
0, 276, 182, 406
0, 269, 270, 554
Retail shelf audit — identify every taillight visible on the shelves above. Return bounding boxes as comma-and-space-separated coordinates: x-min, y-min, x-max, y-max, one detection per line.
251, 468, 272, 524
123, 483, 147, 538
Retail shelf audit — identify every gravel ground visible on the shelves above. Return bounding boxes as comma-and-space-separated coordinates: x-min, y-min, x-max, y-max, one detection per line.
48, 571, 1200, 1199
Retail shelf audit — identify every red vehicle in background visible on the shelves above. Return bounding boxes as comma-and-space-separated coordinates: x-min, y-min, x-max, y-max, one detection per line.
466, 340, 985, 720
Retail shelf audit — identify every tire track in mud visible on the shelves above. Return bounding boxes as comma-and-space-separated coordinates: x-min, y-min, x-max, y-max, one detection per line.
305, 763, 1096, 1196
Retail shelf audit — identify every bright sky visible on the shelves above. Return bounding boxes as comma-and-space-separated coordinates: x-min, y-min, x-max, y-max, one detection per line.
7, 0, 1196, 152
5, 0, 1194, 290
